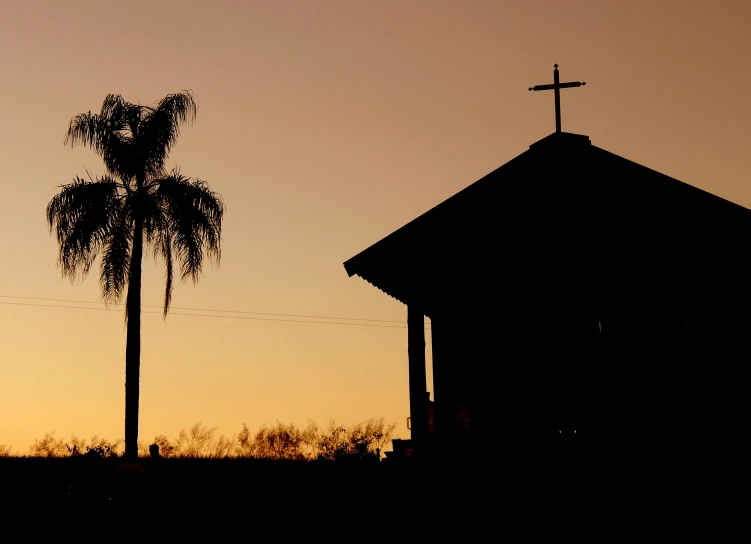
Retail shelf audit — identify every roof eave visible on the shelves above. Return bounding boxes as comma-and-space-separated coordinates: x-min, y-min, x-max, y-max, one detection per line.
353, 272, 408, 306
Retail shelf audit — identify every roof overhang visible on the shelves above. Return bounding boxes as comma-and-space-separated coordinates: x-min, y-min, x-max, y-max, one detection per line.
343, 132, 751, 313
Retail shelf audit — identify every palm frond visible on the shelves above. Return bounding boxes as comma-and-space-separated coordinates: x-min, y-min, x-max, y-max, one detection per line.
64, 111, 106, 151
99, 94, 129, 127
158, 230, 174, 318
46, 176, 122, 281
64, 96, 138, 183
154, 171, 223, 285
139, 91, 197, 176
141, 185, 168, 246
126, 105, 143, 143
143, 196, 175, 318
99, 200, 132, 305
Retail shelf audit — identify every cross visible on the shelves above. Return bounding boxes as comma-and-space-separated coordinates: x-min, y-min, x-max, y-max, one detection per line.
529, 64, 586, 133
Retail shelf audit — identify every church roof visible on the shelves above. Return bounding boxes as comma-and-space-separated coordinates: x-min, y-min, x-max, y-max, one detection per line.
343, 132, 751, 317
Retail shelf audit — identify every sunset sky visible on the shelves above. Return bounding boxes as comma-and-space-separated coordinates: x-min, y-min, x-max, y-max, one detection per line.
1, 0, 750, 452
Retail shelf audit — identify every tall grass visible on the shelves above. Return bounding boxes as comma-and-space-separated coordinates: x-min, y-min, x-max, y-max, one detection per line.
6, 418, 397, 460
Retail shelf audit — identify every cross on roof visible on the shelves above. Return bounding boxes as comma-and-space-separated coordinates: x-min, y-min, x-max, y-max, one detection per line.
529, 64, 586, 133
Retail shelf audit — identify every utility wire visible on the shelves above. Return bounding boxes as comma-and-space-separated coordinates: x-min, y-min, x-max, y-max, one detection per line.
0, 300, 431, 330
0, 295, 406, 324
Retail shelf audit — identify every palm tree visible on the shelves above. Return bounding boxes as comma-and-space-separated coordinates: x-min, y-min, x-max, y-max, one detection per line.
46, 91, 224, 460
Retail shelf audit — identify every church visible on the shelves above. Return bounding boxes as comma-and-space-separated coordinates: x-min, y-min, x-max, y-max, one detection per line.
343, 67, 749, 457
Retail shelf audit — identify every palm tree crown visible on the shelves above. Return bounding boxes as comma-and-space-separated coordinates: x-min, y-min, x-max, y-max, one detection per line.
46, 91, 224, 460
47, 91, 223, 317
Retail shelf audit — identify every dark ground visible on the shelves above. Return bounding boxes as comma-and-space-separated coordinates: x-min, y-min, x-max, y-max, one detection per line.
1, 440, 737, 527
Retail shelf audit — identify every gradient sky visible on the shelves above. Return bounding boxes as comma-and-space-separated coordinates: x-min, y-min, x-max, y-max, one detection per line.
1, 1, 750, 452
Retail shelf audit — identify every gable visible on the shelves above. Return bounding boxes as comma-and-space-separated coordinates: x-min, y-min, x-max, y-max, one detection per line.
344, 133, 751, 314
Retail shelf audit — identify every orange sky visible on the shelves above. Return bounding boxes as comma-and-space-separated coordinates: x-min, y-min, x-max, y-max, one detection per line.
1, 0, 750, 453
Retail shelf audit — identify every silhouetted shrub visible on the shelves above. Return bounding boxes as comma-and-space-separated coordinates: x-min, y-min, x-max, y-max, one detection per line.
29, 432, 69, 457
19, 418, 399, 460
151, 419, 397, 460
147, 422, 234, 458
318, 418, 396, 461
242, 420, 319, 460
79, 435, 122, 458
27, 432, 122, 458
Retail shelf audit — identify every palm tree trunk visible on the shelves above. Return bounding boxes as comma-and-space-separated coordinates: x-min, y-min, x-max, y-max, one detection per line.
124, 217, 144, 461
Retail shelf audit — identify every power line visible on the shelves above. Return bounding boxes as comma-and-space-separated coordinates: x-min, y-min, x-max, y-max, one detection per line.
0, 295, 406, 324
0, 300, 432, 330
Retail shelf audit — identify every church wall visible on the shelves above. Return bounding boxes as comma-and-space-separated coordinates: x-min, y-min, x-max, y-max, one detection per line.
358, 137, 751, 446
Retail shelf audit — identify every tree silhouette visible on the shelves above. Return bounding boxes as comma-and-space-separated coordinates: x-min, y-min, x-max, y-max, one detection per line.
46, 91, 224, 461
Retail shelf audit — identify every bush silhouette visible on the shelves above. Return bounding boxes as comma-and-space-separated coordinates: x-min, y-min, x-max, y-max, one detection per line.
13, 418, 398, 460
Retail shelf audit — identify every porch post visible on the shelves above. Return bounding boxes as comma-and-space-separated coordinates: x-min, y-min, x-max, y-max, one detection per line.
408, 304, 428, 447
431, 315, 451, 441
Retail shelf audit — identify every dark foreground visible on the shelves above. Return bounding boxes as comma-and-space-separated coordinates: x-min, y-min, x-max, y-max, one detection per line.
0, 441, 739, 532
